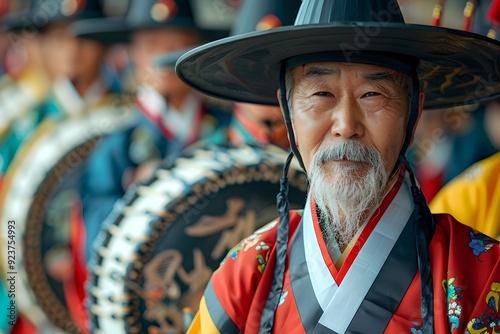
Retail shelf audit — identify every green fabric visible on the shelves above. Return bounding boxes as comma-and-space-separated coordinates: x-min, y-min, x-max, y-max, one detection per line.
197, 115, 260, 147
0, 94, 61, 174
0, 280, 13, 332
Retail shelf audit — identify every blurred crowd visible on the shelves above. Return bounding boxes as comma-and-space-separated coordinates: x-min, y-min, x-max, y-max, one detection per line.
0, 0, 499, 333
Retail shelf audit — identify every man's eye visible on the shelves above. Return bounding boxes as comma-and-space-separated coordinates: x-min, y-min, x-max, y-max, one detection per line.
363, 91, 381, 97
314, 91, 332, 97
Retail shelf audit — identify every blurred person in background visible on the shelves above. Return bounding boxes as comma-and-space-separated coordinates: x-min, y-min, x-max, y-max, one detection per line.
408, 107, 454, 202
180, 0, 302, 151
0, 0, 9, 76
0, 4, 15, 333
79, 0, 232, 263
0, 0, 50, 184
136, 0, 302, 321
0, 0, 130, 332
430, 97, 500, 239
408, 0, 498, 201
0, 0, 114, 183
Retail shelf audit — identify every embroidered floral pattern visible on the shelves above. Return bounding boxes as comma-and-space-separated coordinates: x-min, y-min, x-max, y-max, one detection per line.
221, 222, 275, 267
223, 245, 243, 263
256, 241, 270, 251
256, 254, 267, 273
410, 321, 423, 334
469, 229, 498, 261
241, 234, 262, 252
443, 278, 463, 331
466, 282, 500, 334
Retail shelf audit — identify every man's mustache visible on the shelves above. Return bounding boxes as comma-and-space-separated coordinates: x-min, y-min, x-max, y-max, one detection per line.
314, 140, 381, 165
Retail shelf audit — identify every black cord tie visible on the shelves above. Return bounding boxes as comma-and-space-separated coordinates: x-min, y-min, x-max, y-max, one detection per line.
399, 155, 436, 333
259, 151, 294, 333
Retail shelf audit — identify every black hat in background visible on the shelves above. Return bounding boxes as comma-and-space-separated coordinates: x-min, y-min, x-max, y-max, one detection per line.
3, 0, 104, 32
1, 0, 31, 31
70, 0, 131, 44
230, 0, 302, 36
153, 0, 302, 71
72, 0, 210, 44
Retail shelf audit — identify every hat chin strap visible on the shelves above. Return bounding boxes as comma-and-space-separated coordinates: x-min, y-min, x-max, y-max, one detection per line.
279, 62, 306, 172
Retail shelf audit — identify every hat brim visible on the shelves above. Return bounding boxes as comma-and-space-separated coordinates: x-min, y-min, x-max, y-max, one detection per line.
71, 17, 131, 44
71, 18, 225, 45
176, 22, 500, 109
153, 45, 199, 68
1, 11, 29, 31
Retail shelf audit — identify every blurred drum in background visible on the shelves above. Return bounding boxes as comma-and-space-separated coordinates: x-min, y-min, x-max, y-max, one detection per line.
87, 143, 307, 334
0, 98, 136, 334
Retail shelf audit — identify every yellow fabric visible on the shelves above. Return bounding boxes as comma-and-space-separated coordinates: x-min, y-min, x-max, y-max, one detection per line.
187, 296, 220, 334
430, 152, 500, 240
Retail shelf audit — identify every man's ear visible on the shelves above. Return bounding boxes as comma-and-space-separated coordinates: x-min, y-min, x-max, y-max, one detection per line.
276, 89, 298, 147
408, 90, 425, 147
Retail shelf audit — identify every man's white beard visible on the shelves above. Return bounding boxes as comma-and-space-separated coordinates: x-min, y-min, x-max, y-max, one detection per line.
308, 139, 389, 248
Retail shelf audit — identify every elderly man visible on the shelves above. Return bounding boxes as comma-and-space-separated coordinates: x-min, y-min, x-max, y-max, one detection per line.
176, 0, 500, 333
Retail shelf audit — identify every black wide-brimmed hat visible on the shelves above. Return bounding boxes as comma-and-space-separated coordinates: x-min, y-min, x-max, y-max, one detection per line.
68, 0, 130, 44
3, 0, 103, 32
153, 0, 302, 71
176, 0, 500, 109
72, 0, 204, 44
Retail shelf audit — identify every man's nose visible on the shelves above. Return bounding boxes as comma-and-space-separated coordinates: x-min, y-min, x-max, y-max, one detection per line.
330, 98, 364, 139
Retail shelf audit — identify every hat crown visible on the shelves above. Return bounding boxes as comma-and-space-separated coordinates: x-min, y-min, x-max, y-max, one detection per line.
30, 0, 104, 19
295, 0, 406, 25
230, 0, 302, 36
100, 0, 130, 17
127, 0, 196, 29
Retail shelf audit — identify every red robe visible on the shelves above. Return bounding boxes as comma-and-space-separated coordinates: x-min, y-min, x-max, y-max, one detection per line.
189, 178, 500, 333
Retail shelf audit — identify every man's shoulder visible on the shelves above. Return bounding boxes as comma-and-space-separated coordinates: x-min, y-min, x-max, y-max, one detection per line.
208, 210, 304, 317
434, 152, 500, 199
214, 210, 304, 272
431, 213, 499, 258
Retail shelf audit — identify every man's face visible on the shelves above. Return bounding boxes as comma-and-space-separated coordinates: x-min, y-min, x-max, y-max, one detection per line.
131, 27, 200, 99
288, 61, 416, 244
71, 38, 106, 83
235, 103, 288, 147
290, 61, 410, 180
39, 22, 78, 80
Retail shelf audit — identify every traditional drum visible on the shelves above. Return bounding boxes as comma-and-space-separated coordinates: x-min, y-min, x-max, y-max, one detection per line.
0, 101, 136, 333
87, 144, 308, 334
